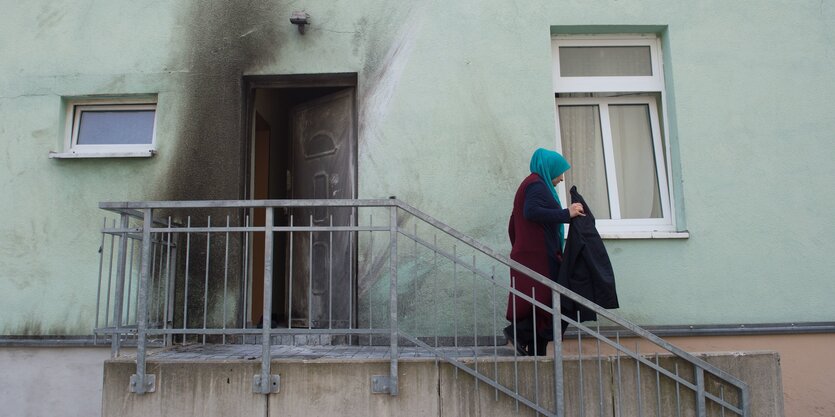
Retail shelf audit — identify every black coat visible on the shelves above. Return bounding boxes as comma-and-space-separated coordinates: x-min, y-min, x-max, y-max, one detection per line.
556, 186, 619, 322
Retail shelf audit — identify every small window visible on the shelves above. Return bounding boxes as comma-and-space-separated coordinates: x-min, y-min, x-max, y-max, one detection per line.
304, 132, 338, 159
52, 98, 158, 158
553, 36, 664, 93
312, 172, 329, 222
559, 46, 653, 77
553, 35, 676, 234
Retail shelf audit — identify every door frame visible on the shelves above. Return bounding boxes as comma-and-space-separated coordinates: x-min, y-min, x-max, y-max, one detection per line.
241, 73, 358, 201
239, 73, 359, 327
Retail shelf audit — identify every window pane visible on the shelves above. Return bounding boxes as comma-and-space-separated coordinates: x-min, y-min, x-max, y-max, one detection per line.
559, 46, 652, 77
558, 105, 611, 219
313, 173, 328, 222
609, 104, 662, 219
76, 110, 155, 145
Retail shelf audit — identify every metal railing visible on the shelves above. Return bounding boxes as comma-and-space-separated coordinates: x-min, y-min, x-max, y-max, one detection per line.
94, 199, 749, 416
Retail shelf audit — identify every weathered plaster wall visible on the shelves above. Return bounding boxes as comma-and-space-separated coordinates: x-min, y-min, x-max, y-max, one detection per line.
0, 1, 183, 334
1, 0, 834, 335
542, 1, 835, 325
663, 334, 834, 417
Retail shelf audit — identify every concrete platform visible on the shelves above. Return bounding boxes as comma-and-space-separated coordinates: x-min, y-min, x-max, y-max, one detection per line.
141, 343, 520, 361
103, 346, 784, 417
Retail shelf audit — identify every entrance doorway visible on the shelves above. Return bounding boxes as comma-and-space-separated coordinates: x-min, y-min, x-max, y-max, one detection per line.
244, 74, 357, 330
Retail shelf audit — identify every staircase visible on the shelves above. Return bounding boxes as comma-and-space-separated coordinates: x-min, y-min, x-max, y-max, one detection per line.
94, 199, 756, 416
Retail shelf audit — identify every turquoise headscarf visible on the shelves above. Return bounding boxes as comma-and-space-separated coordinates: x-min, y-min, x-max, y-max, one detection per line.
529, 148, 571, 249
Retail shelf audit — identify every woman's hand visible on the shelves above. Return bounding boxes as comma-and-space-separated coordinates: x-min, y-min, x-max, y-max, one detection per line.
569, 203, 586, 218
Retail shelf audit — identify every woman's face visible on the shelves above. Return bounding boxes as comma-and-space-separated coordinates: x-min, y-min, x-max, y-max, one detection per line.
552, 174, 564, 186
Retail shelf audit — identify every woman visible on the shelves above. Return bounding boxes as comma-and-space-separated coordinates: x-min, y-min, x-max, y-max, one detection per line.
504, 148, 584, 356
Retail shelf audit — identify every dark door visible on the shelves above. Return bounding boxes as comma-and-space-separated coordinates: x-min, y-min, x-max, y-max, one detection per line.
289, 88, 355, 328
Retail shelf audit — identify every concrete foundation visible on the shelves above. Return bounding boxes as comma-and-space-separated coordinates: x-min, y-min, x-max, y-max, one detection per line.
0, 346, 114, 417
102, 351, 783, 417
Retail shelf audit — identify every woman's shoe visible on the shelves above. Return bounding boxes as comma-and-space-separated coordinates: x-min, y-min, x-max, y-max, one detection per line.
526, 337, 549, 356
503, 325, 529, 356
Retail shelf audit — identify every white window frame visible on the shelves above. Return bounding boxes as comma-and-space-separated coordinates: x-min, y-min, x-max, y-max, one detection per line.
552, 34, 681, 236
552, 35, 664, 93
555, 95, 673, 232
51, 98, 158, 158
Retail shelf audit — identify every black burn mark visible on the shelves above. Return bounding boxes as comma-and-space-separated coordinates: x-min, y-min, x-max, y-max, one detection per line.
17, 318, 43, 336
6, 317, 72, 336
351, 5, 424, 299
161, 3, 288, 331
163, 2, 287, 201
160, 2, 418, 329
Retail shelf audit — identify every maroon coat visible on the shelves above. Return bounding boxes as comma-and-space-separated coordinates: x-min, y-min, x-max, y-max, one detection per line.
505, 173, 562, 322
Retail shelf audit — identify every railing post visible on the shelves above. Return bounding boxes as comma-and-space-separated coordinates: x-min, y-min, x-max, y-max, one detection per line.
111, 213, 130, 357
389, 204, 399, 396
551, 290, 565, 417
164, 232, 178, 346
695, 367, 706, 417
130, 209, 155, 394
254, 207, 279, 394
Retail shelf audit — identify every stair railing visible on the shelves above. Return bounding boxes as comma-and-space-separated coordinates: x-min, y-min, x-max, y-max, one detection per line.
393, 199, 750, 417
93, 198, 748, 416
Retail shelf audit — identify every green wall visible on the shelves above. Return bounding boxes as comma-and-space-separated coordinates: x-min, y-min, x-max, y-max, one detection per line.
1, 0, 834, 335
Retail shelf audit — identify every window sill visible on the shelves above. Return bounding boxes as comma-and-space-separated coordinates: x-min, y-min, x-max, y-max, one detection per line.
49, 150, 155, 159
600, 231, 689, 240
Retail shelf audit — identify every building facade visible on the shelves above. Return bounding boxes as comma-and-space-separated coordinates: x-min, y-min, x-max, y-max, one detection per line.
1, 1, 834, 415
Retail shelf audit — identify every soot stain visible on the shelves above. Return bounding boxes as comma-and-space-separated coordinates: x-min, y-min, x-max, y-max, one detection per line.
163, 1, 287, 202
160, 2, 419, 327
161, 2, 288, 330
